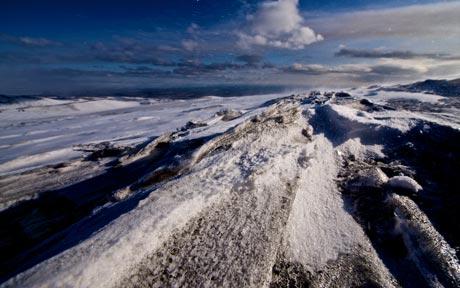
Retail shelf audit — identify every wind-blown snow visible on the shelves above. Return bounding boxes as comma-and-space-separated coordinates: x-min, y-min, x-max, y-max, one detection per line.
353, 89, 446, 104
2, 85, 460, 287
0, 94, 284, 175
4, 100, 314, 287
282, 135, 368, 270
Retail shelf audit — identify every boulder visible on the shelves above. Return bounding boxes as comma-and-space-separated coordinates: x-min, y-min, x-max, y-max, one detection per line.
216, 108, 243, 121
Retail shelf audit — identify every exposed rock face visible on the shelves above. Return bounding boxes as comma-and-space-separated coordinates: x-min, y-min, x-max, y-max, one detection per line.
1, 92, 460, 288
334, 92, 352, 98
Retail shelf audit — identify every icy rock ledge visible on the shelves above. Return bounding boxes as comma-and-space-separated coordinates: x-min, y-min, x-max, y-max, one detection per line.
386, 175, 423, 193
348, 167, 389, 190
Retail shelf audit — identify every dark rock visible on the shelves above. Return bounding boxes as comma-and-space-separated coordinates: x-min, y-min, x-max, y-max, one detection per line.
216, 108, 243, 121
335, 92, 352, 98
181, 121, 207, 131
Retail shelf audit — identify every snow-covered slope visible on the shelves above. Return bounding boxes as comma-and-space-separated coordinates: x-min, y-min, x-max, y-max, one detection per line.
383, 78, 460, 97
0, 94, 283, 176
1, 88, 460, 287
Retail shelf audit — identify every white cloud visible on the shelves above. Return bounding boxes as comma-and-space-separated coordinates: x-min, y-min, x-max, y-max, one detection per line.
238, 0, 323, 50
182, 39, 198, 51
310, 1, 460, 41
287, 63, 372, 74
285, 59, 435, 76
284, 53, 460, 85
377, 58, 429, 74
0, 34, 61, 47
187, 23, 200, 34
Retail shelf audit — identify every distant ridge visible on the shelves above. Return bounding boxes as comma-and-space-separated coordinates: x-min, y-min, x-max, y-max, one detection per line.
0, 95, 41, 105
384, 78, 460, 97
0, 85, 290, 102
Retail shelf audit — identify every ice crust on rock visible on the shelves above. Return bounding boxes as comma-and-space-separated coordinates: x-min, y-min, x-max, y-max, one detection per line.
387, 175, 423, 193
215, 108, 243, 121
348, 167, 389, 189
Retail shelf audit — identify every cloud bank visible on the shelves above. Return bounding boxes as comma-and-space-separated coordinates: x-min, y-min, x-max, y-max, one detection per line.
310, 1, 460, 40
0, 34, 61, 47
335, 47, 453, 60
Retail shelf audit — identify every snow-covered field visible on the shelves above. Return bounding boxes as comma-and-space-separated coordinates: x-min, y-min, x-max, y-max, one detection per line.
0, 94, 283, 175
1, 86, 459, 287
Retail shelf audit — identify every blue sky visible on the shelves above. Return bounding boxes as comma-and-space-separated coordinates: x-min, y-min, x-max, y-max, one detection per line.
1, 0, 459, 94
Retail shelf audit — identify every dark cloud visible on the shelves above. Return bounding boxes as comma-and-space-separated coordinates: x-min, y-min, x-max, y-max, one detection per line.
283, 63, 370, 75
235, 54, 263, 65
0, 52, 45, 64
0, 34, 61, 47
119, 65, 172, 77
171, 57, 277, 76
32, 61, 245, 82
335, 48, 452, 60
283, 62, 423, 77
50, 67, 173, 79
281, 61, 436, 86
1, 38, 176, 65
172, 61, 242, 76
1, 37, 267, 69
368, 64, 422, 75
90, 41, 177, 66
38, 68, 114, 78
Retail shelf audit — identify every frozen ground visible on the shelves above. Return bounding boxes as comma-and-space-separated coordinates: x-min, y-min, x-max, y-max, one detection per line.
0, 85, 459, 287
0, 94, 283, 175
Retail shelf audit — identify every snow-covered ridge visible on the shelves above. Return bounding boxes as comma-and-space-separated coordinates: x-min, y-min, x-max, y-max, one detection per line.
383, 78, 460, 97
1, 89, 460, 287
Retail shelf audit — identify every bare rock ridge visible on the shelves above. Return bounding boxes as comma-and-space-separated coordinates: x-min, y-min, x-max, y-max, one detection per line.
1, 91, 460, 287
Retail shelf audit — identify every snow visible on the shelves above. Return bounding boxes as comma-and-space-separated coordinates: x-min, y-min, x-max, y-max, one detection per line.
338, 138, 385, 159
282, 134, 369, 271
3, 97, 386, 287
2, 86, 460, 286
387, 176, 423, 193
390, 194, 460, 285
0, 93, 284, 175
351, 89, 446, 104
330, 101, 460, 132
4, 99, 310, 287
2, 88, 458, 176
0, 147, 80, 175
0, 98, 140, 121
329, 103, 415, 132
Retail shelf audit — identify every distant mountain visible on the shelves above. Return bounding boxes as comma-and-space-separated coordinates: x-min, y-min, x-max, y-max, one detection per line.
0, 95, 41, 105
384, 78, 460, 97
0, 85, 290, 102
